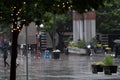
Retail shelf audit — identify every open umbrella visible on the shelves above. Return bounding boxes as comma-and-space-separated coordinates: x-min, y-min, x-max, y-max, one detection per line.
113, 39, 120, 44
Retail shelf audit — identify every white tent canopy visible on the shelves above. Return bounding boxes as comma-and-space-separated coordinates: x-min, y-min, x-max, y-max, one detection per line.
18, 22, 36, 45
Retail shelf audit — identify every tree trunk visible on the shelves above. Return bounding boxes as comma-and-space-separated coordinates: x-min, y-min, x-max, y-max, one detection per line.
10, 32, 19, 80
52, 12, 56, 50
56, 32, 65, 52
10, 7, 20, 80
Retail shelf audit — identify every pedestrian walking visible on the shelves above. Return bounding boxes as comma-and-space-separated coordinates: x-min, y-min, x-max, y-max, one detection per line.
2, 39, 9, 68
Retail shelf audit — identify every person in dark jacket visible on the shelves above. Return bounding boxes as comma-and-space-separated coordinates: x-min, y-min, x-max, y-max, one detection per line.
3, 39, 9, 67
114, 44, 120, 58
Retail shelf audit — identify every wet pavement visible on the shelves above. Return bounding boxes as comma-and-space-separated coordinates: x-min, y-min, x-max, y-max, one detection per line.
0, 51, 120, 80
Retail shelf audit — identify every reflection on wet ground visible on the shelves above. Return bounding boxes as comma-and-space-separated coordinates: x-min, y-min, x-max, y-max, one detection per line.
0, 53, 120, 80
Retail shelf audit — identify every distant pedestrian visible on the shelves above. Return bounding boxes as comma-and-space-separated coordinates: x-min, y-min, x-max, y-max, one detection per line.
0, 39, 3, 54
115, 44, 119, 58
2, 39, 9, 68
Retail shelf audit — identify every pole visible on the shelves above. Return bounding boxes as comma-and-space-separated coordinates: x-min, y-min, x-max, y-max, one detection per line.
25, 26, 28, 80
36, 34, 38, 59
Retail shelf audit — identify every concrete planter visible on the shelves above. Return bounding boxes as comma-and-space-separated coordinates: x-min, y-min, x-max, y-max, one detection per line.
68, 48, 86, 55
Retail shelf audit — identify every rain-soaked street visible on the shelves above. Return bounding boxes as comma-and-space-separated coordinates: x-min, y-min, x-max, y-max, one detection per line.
0, 51, 120, 80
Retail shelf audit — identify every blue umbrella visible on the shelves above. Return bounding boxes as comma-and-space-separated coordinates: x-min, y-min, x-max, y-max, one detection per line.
113, 39, 120, 43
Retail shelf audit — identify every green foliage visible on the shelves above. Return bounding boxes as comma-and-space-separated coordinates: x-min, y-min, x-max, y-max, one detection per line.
69, 39, 86, 48
64, 36, 72, 46
92, 54, 114, 66
89, 37, 98, 47
96, 0, 120, 33
0, 0, 105, 24
43, 11, 72, 32
92, 61, 104, 66
72, 0, 104, 13
77, 39, 86, 48
69, 41, 77, 48
103, 54, 114, 66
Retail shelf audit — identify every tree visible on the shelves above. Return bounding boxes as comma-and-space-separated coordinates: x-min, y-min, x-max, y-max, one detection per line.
0, 0, 104, 80
56, 11, 72, 51
96, 0, 120, 33
0, 23, 11, 39
0, 1, 38, 80
43, 11, 72, 51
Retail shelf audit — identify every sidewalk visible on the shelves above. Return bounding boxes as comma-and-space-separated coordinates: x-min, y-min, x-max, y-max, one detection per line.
0, 52, 120, 80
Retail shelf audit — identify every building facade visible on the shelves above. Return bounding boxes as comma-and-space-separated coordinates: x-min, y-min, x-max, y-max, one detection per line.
73, 11, 96, 44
